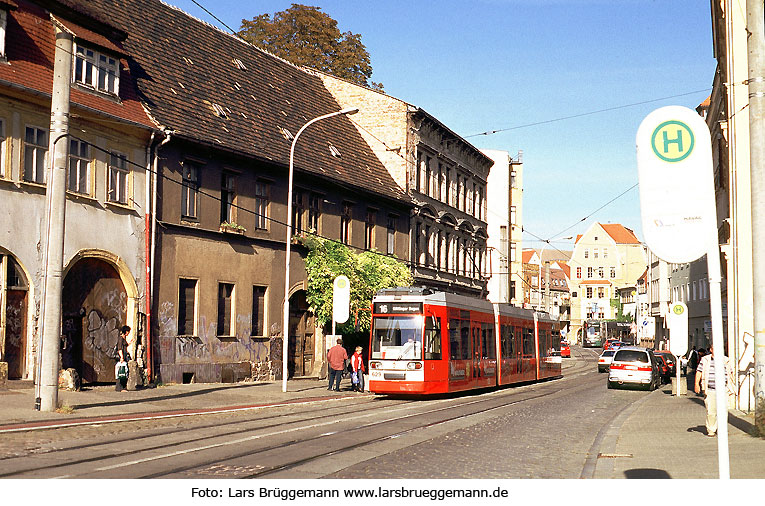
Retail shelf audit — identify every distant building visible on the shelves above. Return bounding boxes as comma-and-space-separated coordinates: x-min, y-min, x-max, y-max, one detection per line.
568, 223, 646, 344
481, 149, 523, 305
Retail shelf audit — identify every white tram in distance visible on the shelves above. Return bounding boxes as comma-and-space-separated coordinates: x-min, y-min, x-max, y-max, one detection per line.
368, 288, 561, 395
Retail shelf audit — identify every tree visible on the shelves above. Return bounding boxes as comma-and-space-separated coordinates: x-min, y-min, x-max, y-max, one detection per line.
299, 235, 411, 333
239, 4, 383, 90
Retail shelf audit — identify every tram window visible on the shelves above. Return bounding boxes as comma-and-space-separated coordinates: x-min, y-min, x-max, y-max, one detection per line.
540, 329, 549, 356
371, 316, 422, 360
482, 323, 495, 359
523, 327, 534, 356
449, 318, 460, 360
501, 324, 513, 358
424, 315, 442, 360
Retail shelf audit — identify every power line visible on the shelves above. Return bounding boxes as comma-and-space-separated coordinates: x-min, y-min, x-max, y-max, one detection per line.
464, 89, 712, 138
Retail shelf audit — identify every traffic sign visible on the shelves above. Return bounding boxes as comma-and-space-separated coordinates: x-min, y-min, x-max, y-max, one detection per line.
667, 301, 689, 357
636, 106, 716, 263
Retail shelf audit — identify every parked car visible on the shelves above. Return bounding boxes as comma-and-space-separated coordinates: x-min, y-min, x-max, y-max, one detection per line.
598, 349, 615, 373
653, 354, 671, 383
561, 341, 571, 358
607, 347, 660, 390
653, 350, 676, 376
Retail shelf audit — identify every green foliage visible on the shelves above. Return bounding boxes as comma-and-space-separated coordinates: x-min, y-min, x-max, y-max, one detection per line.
239, 4, 383, 90
300, 235, 411, 333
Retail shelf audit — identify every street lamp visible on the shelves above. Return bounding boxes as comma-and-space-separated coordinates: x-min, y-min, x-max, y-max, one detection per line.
282, 107, 359, 393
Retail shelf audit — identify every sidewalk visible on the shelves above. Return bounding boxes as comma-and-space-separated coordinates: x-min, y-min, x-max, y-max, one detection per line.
594, 383, 765, 479
0, 378, 363, 432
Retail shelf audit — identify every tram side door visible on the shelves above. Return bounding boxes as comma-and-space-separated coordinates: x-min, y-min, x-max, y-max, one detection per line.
472, 321, 481, 378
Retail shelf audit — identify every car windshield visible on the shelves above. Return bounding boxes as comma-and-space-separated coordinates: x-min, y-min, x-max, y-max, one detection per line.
371, 316, 423, 360
602, 350, 615, 357
613, 350, 649, 363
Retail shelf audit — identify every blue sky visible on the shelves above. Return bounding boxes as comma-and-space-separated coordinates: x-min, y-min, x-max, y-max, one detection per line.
166, 0, 716, 251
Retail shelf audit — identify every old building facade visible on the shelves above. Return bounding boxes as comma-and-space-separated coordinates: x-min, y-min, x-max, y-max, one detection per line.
318, 74, 494, 298
79, 0, 412, 383
0, 0, 155, 383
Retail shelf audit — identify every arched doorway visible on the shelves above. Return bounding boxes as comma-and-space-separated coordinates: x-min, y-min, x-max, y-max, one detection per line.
2, 254, 29, 379
287, 291, 315, 378
62, 257, 127, 384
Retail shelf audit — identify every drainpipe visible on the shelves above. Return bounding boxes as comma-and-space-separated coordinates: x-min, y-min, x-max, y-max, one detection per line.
146, 130, 171, 382
144, 131, 154, 379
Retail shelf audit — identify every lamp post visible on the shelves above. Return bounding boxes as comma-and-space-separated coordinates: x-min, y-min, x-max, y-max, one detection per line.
282, 107, 359, 393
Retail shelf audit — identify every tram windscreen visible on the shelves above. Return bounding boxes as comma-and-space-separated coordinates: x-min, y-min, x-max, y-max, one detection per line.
371, 316, 423, 360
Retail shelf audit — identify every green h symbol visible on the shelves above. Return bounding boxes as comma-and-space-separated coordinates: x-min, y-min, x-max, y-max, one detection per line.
662, 129, 684, 154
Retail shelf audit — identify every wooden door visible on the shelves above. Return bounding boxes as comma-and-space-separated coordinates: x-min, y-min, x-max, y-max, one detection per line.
288, 292, 314, 378
5, 290, 27, 379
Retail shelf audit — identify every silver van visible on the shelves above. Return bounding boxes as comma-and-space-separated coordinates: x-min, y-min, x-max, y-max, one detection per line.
607, 347, 660, 390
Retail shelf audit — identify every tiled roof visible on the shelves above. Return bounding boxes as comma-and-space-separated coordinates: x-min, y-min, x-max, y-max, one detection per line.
71, 0, 409, 203
600, 223, 641, 245
1, 1, 154, 129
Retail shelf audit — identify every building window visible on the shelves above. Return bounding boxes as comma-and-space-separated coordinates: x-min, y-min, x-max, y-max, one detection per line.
587, 267, 593, 278
341, 202, 352, 245
510, 206, 517, 225
598, 267, 604, 278
251, 286, 266, 337
0, 118, 6, 178
181, 161, 201, 219
221, 172, 237, 224
292, 190, 304, 235
254, 180, 269, 230
444, 167, 451, 204
594, 248, 599, 259
73, 44, 120, 95
217, 282, 235, 336
67, 139, 91, 194
178, 278, 197, 336
510, 170, 517, 188
24, 126, 48, 184
308, 193, 321, 232
365, 209, 376, 250
576, 267, 582, 279
603, 248, 608, 259
586, 287, 593, 298
386, 215, 396, 255
108, 152, 129, 204
584, 248, 589, 259
610, 267, 616, 278
598, 287, 605, 298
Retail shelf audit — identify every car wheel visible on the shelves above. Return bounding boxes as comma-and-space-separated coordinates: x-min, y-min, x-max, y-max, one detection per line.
607, 381, 614, 389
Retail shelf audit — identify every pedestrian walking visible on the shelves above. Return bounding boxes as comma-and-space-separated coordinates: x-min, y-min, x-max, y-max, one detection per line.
117, 325, 131, 362
351, 346, 365, 392
115, 357, 129, 392
327, 338, 348, 391
694, 345, 733, 437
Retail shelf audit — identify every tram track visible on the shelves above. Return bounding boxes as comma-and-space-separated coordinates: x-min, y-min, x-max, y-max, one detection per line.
0, 375, 582, 479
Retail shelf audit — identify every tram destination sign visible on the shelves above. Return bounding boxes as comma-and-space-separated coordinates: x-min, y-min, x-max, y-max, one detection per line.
373, 302, 423, 315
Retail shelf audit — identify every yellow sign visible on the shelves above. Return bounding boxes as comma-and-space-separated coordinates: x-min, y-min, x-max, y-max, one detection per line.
651, 120, 695, 162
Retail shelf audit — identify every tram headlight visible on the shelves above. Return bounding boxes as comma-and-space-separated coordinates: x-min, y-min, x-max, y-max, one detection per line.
370, 361, 382, 369
406, 362, 423, 370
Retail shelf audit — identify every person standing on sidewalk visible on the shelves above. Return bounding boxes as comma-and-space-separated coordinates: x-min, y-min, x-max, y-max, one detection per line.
351, 346, 365, 392
694, 345, 733, 437
327, 338, 348, 391
117, 325, 131, 362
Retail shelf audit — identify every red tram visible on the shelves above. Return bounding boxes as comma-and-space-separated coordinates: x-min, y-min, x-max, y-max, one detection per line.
368, 288, 561, 395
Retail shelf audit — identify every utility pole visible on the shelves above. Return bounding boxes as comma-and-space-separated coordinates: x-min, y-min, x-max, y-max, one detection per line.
544, 261, 551, 314
37, 25, 72, 412
746, 0, 765, 434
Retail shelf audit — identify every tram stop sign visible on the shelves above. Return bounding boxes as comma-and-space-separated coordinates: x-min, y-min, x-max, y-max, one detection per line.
666, 301, 689, 357
636, 106, 716, 264
332, 275, 350, 324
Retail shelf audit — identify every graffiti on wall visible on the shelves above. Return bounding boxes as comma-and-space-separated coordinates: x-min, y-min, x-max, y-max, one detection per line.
736, 332, 760, 407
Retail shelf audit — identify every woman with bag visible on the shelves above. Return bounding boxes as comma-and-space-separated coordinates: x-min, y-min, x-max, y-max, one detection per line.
351, 346, 365, 392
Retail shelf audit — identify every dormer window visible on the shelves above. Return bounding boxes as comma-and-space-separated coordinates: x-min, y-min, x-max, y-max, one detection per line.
0, 8, 7, 60
73, 43, 120, 95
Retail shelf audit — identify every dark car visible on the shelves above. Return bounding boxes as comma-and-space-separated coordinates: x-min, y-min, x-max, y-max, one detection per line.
654, 354, 671, 383
653, 350, 676, 375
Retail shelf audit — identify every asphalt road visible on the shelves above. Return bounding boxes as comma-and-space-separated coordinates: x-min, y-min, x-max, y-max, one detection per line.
0, 346, 653, 479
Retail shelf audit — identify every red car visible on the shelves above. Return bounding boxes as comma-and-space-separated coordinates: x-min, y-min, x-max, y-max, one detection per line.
653, 350, 676, 375
654, 354, 671, 383
560, 341, 571, 358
